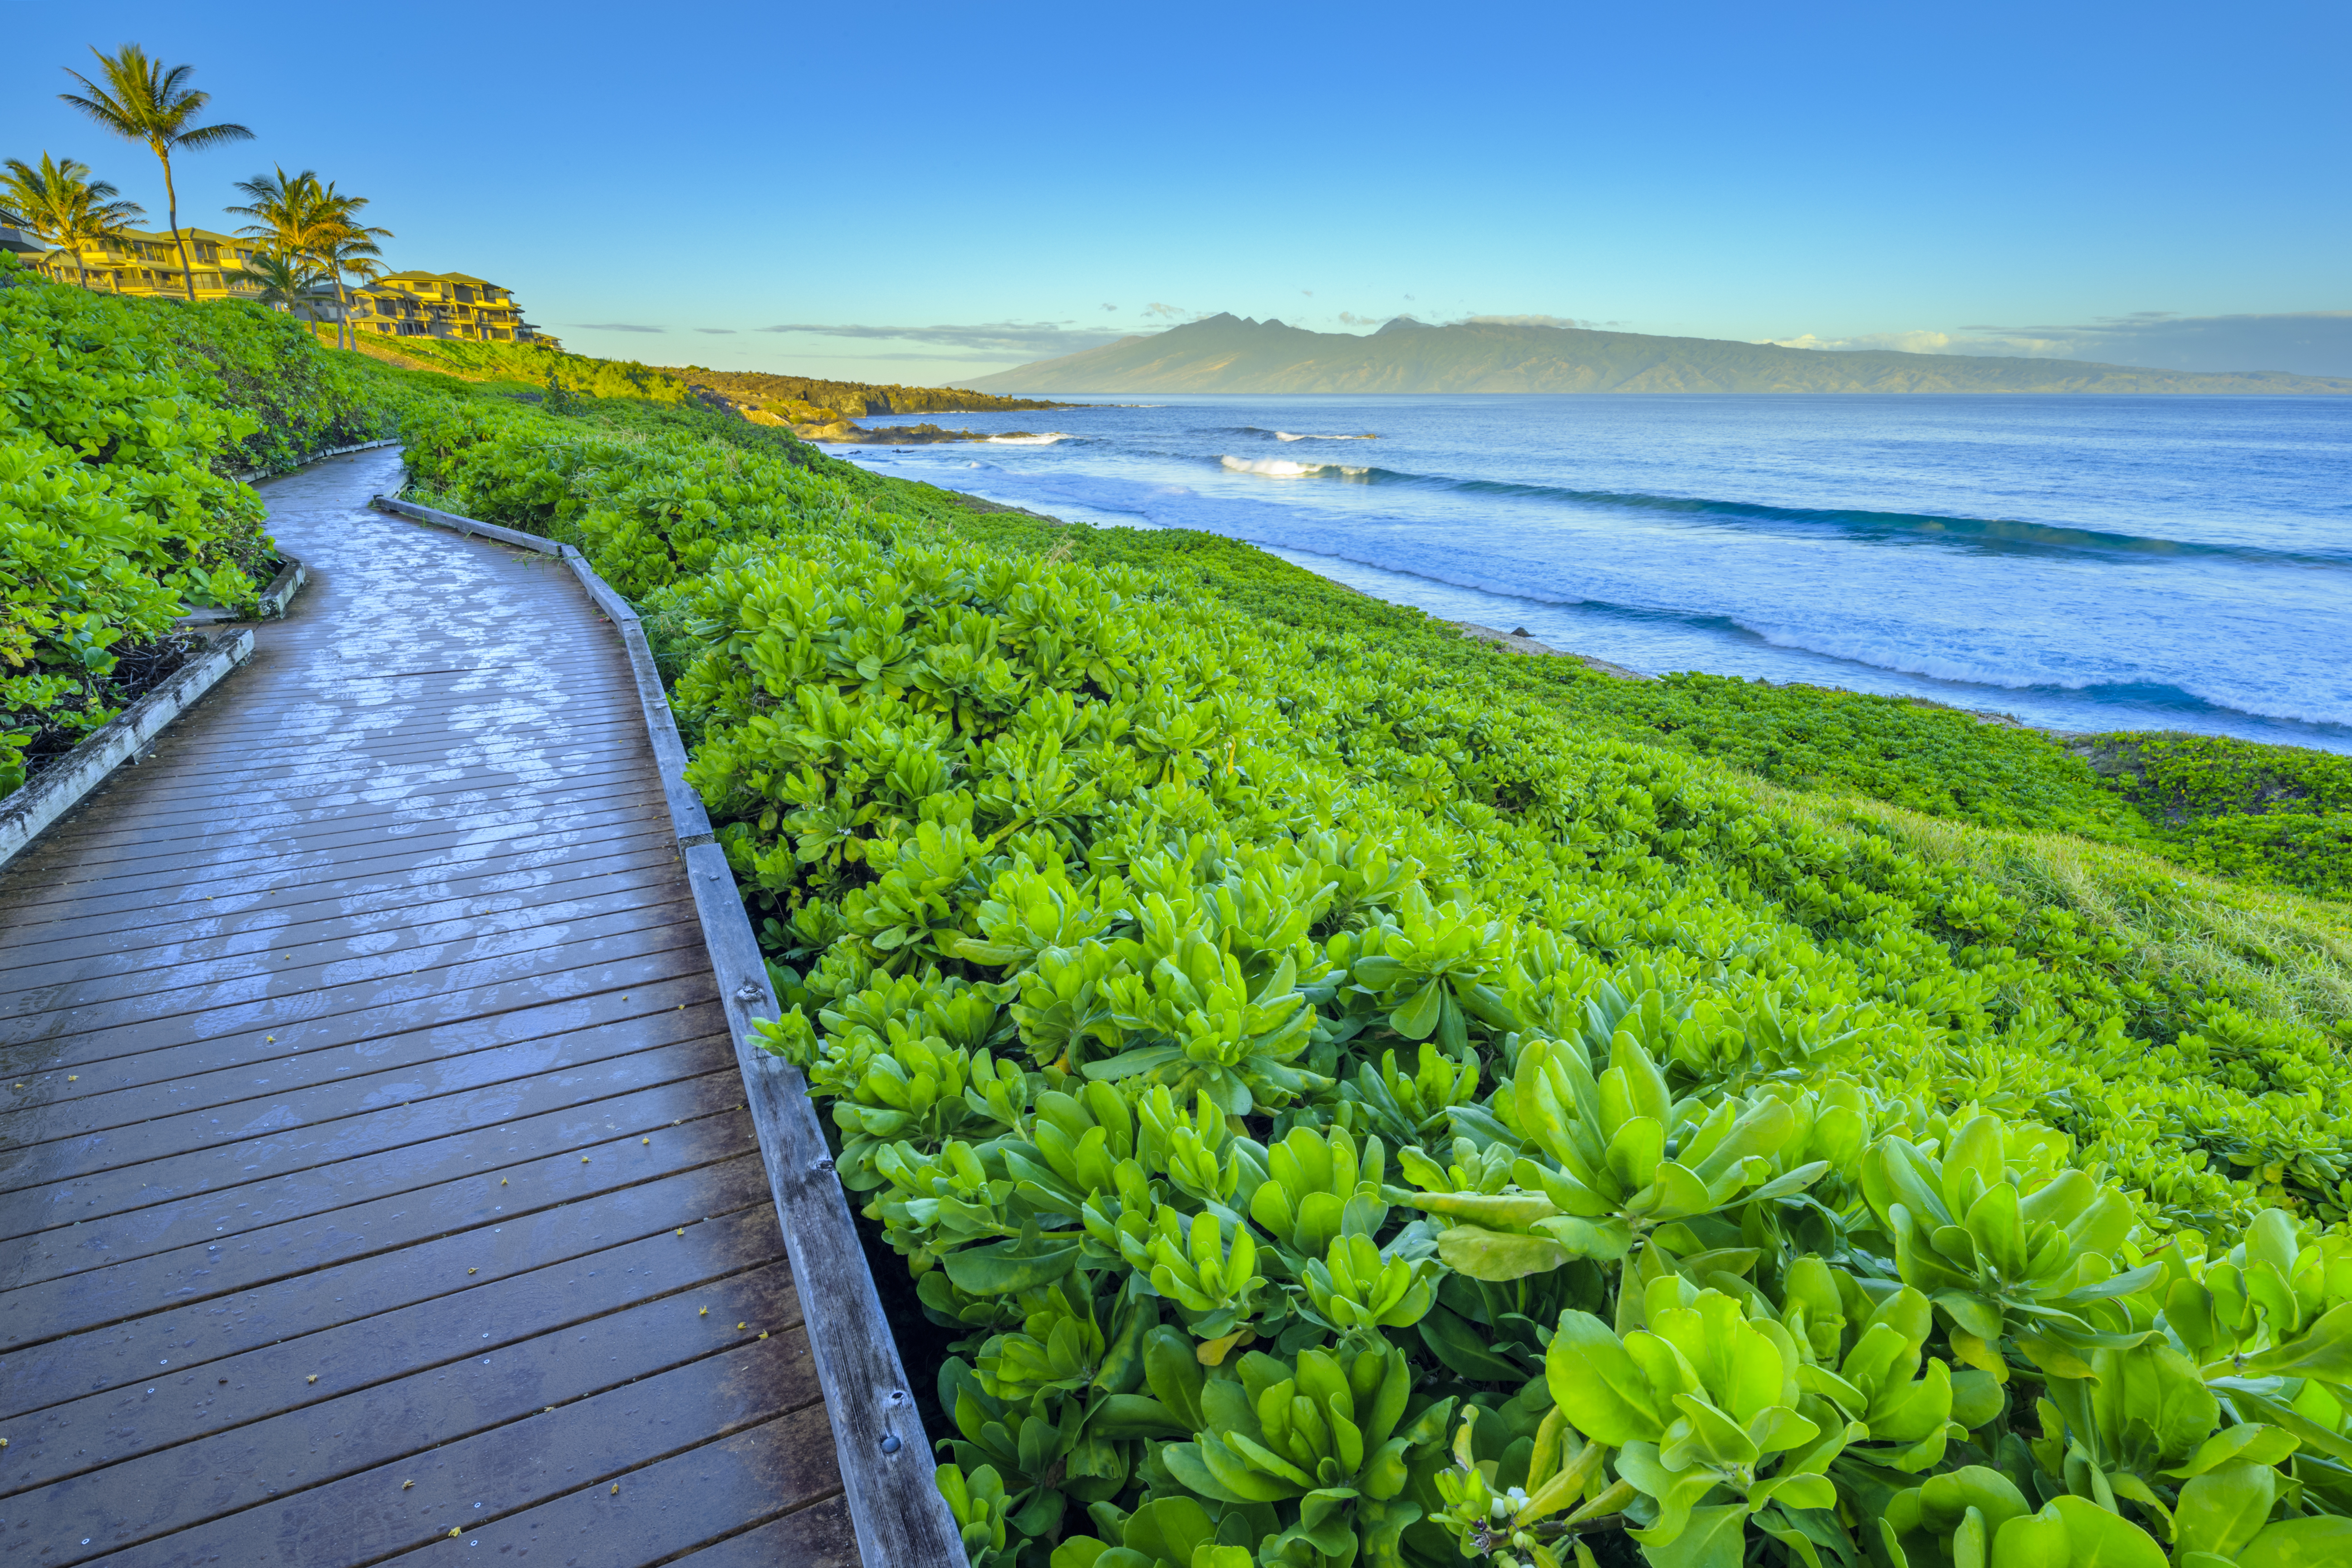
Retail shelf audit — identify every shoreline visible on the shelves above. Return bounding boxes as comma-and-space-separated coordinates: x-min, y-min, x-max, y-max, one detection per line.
922, 475, 2143, 746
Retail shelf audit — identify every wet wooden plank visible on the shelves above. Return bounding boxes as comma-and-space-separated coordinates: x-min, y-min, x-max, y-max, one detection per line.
20, 751, 662, 850
2, 1063, 743, 1263
58, 1332, 822, 1567
0, 1009, 729, 1198
0, 858, 684, 996
13, 761, 663, 868
0, 967, 718, 1130
10, 1240, 801, 1498
15, 1269, 804, 1552
5, 936, 712, 1068
382, 1416, 854, 1568
667, 1494, 863, 1568
0, 451, 868, 1566
1, 1098, 756, 1327
2, 896, 699, 1034
0, 821, 674, 930
2, 1154, 779, 1418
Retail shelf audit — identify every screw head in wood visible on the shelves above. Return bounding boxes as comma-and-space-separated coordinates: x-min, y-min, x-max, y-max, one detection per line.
880, 1433, 902, 1454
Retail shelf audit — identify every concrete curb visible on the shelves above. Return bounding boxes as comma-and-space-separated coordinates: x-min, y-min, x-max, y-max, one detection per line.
0, 627, 255, 871
370, 492, 962, 1568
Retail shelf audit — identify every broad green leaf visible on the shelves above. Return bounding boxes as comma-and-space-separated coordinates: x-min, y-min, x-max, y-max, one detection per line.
1391, 980, 1444, 1040
1191, 1548, 1255, 1568
1992, 1506, 2073, 1568
1437, 1223, 1571, 1281
2238, 1302, 2352, 1385
2045, 1495, 2167, 1568
1546, 1310, 1665, 1445
1122, 1496, 1215, 1567
2173, 1461, 2278, 1560
1089, 1393, 1190, 1438
1637, 1502, 1751, 1568
943, 1238, 1080, 1295
2165, 1422, 2300, 1478
2239, 1515, 2352, 1568
1417, 1303, 1526, 1382
1617, 1441, 1726, 1548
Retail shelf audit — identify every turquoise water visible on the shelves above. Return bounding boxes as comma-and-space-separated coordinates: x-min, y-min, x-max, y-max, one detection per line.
824, 394, 2352, 750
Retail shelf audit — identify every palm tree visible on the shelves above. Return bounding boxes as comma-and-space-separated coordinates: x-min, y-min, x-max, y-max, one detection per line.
59, 44, 254, 303
309, 186, 391, 349
229, 250, 326, 316
327, 246, 387, 348
226, 169, 392, 348
0, 153, 144, 288
224, 165, 324, 253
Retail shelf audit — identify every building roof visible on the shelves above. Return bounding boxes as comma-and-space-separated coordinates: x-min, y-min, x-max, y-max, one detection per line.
94, 226, 254, 247
377, 270, 507, 289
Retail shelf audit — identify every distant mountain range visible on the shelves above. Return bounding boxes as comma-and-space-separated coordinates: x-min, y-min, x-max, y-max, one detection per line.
959, 314, 2352, 395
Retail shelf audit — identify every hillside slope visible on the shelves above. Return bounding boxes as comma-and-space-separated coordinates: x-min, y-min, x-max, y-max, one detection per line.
963, 312, 2352, 394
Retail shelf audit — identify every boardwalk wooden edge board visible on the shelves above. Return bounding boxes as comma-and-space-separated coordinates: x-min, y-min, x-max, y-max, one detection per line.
0, 627, 255, 872
256, 553, 307, 620
371, 490, 965, 1568
224, 435, 403, 486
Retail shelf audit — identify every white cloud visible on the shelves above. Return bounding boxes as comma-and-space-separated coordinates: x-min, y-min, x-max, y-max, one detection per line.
569, 322, 666, 333
1769, 329, 1961, 354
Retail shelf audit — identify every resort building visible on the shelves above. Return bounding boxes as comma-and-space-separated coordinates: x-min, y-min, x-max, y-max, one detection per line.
16, 232, 551, 345
0, 208, 43, 255
27, 226, 272, 300
346, 271, 552, 343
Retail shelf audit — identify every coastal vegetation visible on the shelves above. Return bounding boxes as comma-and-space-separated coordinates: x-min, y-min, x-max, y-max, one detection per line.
967, 312, 2352, 396
658, 366, 1073, 424
8, 270, 2351, 1568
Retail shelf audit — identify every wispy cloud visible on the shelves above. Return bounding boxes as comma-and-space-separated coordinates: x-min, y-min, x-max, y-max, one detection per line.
1100, 303, 1118, 312
1768, 312, 2352, 376
1142, 302, 1186, 319
755, 320, 1123, 358
569, 322, 666, 333
1336, 312, 1380, 328
2015, 311, 2351, 377
1459, 313, 1600, 331
695, 327, 736, 335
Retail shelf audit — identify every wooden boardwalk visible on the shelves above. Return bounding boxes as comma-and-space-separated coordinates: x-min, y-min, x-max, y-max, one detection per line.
0, 451, 860, 1567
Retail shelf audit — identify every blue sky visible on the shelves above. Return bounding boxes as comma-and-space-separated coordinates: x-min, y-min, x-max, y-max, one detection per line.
6, 0, 2347, 379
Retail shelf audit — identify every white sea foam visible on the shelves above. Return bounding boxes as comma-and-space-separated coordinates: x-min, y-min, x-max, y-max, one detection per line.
1220, 455, 1371, 477
1274, 431, 1377, 441
986, 433, 1071, 445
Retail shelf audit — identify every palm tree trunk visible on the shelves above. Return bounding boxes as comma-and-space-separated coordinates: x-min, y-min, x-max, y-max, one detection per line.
158, 147, 196, 304
335, 274, 351, 350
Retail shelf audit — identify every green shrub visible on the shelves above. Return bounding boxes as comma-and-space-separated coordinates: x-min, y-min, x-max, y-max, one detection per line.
389, 378, 2352, 1568
0, 268, 283, 791
2081, 733, 2352, 899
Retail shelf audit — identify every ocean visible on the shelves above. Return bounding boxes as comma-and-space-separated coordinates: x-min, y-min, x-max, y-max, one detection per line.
819, 394, 2352, 750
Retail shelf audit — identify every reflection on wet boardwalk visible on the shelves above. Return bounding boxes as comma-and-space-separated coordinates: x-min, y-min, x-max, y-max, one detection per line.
0, 450, 858, 1567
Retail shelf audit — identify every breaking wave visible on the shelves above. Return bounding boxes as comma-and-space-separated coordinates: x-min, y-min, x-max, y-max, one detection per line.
1219, 455, 1373, 478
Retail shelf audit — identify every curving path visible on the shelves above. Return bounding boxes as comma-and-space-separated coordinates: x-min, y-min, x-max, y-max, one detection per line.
0, 449, 858, 1567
